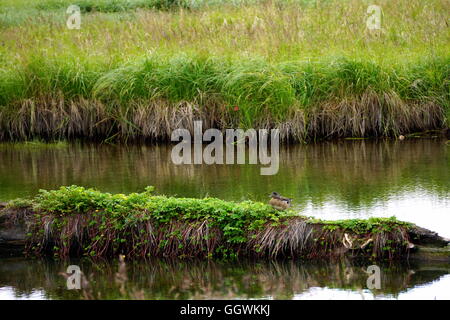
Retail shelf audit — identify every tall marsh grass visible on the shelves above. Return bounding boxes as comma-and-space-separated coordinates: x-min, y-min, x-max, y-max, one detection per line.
0, 54, 447, 141
0, 0, 448, 140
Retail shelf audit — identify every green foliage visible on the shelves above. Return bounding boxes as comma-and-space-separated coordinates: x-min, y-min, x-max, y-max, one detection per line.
27, 185, 292, 245
5, 185, 416, 259
319, 217, 412, 234
34, 0, 192, 13
5, 197, 33, 209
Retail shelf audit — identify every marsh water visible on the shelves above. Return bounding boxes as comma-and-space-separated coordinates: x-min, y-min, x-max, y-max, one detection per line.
0, 139, 449, 299
1, 257, 450, 300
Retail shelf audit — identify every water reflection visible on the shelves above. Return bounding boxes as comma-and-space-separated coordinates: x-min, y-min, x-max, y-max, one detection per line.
0, 257, 449, 300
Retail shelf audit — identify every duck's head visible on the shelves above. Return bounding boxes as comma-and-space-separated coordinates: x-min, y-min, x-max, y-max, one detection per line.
269, 192, 280, 198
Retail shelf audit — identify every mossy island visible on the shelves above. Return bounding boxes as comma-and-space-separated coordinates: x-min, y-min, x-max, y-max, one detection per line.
1, 186, 448, 261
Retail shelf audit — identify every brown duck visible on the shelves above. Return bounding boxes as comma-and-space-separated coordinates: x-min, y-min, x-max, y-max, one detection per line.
269, 192, 292, 210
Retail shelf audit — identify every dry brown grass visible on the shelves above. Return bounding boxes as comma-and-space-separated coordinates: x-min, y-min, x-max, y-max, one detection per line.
0, 90, 445, 142
308, 91, 445, 139
11, 207, 413, 260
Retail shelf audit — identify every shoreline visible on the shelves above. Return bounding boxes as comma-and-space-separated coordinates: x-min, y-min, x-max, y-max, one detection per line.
0, 100, 447, 143
1, 55, 448, 143
0, 128, 447, 144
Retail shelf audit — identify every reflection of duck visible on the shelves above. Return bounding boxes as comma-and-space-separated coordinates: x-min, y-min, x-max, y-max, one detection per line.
269, 192, 292, 210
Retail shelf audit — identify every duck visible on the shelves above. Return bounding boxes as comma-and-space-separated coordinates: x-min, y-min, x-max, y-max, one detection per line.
269, 192, 292, 210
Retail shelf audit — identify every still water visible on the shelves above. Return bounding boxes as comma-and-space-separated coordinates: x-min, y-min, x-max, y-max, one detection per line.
0, 139, 449, 299
0, 257, 449, 300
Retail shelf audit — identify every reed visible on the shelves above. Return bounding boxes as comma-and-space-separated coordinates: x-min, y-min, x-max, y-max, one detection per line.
0, 0, 448, 141
0, 55, 447, 141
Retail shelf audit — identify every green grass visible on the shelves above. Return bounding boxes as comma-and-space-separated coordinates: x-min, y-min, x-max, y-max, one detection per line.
0, 139, 68, 149
0, 0, 448, 140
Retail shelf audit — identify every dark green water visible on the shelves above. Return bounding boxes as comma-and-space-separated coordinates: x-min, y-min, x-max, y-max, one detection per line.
0, 139, 449, 299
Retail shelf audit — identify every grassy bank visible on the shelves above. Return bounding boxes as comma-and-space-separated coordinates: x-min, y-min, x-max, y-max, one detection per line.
0, 0, 448, 141
2, 186, 414, 259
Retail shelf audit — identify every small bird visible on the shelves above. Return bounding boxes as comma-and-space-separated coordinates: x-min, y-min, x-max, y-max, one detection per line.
269, 192, 292, 210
